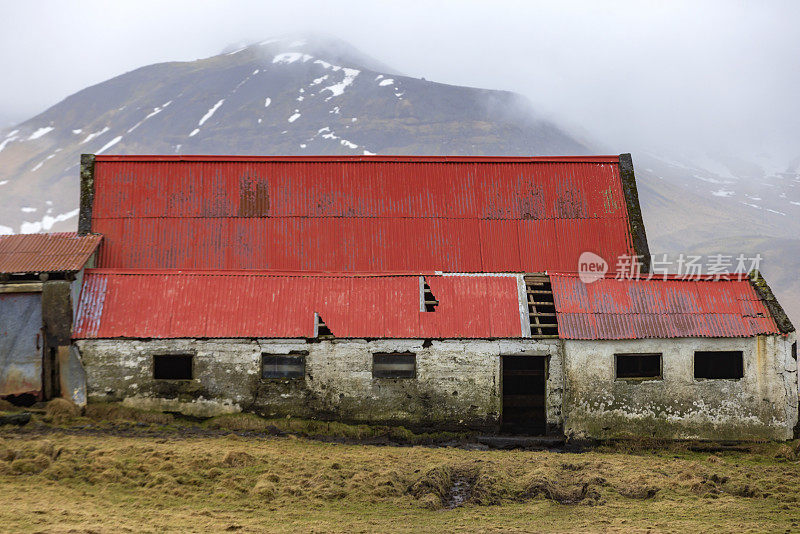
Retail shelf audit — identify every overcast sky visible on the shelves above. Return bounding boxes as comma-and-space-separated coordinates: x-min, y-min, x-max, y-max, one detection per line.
1, 0, 798, 160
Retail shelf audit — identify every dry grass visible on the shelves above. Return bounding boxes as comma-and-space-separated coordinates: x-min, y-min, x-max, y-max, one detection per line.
83, 402, 174, 425
206, 412, 465, 443
0, 424, 799, 532
44, 398, 81, 423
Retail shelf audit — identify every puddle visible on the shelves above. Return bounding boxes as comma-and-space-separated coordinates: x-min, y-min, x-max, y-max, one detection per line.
445, 475, 472, 509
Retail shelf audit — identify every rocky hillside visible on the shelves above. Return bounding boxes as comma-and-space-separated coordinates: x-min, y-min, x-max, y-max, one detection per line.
0, 35, 796, 322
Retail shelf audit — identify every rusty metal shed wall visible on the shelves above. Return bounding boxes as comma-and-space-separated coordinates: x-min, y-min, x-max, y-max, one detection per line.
0, 232, 101, 274
90, 156, 634, 273
0, 292, 42, 397
73, 270, 523, 339
550, 274, 781, 339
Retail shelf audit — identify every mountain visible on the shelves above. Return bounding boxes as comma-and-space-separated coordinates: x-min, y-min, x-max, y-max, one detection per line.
0, 35, 586, 234
0, 34, 797, 323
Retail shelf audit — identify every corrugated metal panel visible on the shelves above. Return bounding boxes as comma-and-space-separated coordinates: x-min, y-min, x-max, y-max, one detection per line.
550, 274, 781, 339
73, 270, 524, 339
0, 292, 42, 397
0, 233, 102, 274
91, 156, 634, 273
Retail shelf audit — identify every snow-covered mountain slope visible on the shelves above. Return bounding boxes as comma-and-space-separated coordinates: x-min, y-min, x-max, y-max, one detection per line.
0, 35, 586, 234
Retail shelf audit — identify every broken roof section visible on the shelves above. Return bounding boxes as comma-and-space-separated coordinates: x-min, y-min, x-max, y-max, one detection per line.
0, 232, 101, 274
73, 270, 524, 339
86, 155, 642, 273
550, 274, 783, 339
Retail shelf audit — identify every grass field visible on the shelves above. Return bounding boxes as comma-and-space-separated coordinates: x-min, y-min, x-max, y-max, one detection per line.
1, 403, 799, 533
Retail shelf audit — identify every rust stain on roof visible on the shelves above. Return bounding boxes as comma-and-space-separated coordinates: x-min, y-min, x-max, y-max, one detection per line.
0, 232, 102, 274
550, 274, 781, 339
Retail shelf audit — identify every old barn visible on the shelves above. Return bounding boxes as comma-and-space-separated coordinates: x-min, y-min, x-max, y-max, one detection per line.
4, 153, 797, 440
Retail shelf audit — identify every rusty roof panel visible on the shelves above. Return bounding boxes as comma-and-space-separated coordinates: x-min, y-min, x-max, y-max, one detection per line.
550, 274, 781, 339
90, 156, 635, 273
73, 270, 524, 339
0, 232, 101, 274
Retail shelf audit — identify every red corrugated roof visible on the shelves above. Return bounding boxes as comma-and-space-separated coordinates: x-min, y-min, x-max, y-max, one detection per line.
90, 156, 635, 273
550, 274, 780, 339
0, 232, 101, 274
73, 270, 524, 339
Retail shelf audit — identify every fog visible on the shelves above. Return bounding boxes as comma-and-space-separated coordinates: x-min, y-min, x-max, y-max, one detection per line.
2, 0, 798, 161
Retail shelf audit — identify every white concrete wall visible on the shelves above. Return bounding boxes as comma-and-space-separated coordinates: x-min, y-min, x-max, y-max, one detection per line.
563, 334, 798, 440
76, 338, 562, 432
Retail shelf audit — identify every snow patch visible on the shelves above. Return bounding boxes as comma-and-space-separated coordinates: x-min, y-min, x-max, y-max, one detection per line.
273, 52, 312, 64
252, 69, 260, 75
0, 180, 8, 186
0, 225, 13, 234
189, 129, 200, 137
300, 144, 307, 148
21, 207, 36, 213
28, 126, 54, 140
31, 152, 59, 172
81, 126, 109, 144
711, 190, 734, 197
692, 174, 730, 185
20, 208, 79, 234
198, 99, 225, 126
322, 68, 360, 99
288, 112, 301, 123
375, 74, 383, 80
72, 129, 82, 134
127, 101, 172, 133
0, 134, 18, 153
340, 139, 358, 149
96, 136, 123, 154
310, 75, 329, 86
264, 97, 272, 108
313, 59, 340, 71
378, 78, 394, 86
363, 150, 375, 155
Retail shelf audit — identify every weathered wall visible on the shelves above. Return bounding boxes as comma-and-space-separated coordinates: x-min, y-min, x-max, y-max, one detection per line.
0, 291, 42, 397
563, 335, 798, 441
76, 338, 563, 432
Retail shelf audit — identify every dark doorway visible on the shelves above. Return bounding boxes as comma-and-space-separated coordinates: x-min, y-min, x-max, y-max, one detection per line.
501, 356, 546, 435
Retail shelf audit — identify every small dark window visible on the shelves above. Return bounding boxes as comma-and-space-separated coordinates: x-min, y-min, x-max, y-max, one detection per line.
694, 351, 743, 379
792, 342, 797, 361
153, 354, 193, 380
615, 353, 662, 380
262, 353, 305, 379
373, 352, 416, 379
